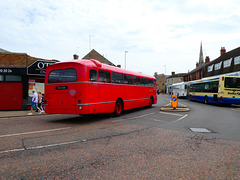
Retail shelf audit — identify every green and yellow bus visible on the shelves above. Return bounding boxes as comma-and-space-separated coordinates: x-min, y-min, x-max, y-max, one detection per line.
187, 76, 240, 104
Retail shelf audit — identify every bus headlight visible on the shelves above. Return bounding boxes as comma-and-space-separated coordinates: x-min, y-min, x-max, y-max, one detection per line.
79, 106, 82, 110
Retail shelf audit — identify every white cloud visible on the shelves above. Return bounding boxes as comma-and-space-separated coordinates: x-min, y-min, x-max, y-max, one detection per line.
0, 0, 240, 75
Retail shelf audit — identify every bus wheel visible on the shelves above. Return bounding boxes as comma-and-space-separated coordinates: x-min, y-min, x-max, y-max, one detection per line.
114, 100, 123, 117
149, 97, 153, 108
189, 95, 192, 101
204, 96, 208, 104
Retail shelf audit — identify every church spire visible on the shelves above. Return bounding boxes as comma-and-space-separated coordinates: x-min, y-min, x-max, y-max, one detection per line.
199, 41, 204, 66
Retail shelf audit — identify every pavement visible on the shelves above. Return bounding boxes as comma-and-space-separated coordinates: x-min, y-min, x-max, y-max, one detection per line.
0, 110, 47, 118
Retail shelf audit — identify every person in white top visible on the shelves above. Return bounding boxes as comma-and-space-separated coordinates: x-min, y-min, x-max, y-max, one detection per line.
28, 90, 44, 115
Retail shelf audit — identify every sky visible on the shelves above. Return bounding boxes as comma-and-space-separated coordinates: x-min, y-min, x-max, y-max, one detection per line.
1, 0, 240, 76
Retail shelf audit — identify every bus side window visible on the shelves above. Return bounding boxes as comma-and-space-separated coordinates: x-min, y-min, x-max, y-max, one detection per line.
134, 76, 141, 85
148, 79, 153, 87
142, 78, 148, 86
112, 72, 123, 84
99, 70, 111, 83
124, 75, 133, 85
90, 69, 98, 82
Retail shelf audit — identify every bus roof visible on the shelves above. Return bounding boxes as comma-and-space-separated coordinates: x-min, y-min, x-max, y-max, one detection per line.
188, 76, 240, 84
48, 59, 155, 79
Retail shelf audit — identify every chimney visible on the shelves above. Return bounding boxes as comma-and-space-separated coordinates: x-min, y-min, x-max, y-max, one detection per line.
220, 47, 226, 56
205, 56, 210, 63
171, 72, 175, 76
73, 54, 79, 60
196, 62, 199, 67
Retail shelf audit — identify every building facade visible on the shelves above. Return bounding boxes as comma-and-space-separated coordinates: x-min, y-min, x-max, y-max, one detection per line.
184, 46, 240, 82
154, 73, 168, 93
0, 49, 58, 110
166, 72, 186, 94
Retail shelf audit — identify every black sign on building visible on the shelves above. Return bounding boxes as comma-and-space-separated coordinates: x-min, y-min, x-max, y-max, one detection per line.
27, 60, 56, 76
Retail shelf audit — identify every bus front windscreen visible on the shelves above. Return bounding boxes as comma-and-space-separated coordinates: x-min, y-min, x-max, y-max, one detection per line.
225, 77, 240, 89
48, 68, 77, 83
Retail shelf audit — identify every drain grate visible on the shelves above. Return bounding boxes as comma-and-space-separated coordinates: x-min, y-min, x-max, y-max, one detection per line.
189, 128, 211, 133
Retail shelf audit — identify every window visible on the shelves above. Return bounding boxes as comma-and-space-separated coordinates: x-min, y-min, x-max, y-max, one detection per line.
0, 75, 3, 81
5, 75, 22, 82
148, 79, 153, 87
112, 72, 123, 84
48, 68, 77, 83
234, 56, 240, 65
214, 62, 222, 70
89, 69, 97, 82
124, 75, 133, 85
208, 64, 214, 72
134, 76, 141, 85
190, 81, 218, 93
142, 78, 148, 86
225, 77, 240, 89
224, 58, 232, 68
99, 70, 111, 83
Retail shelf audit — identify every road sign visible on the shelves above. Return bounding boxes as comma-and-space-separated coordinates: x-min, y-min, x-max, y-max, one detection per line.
171, 95, 178, 109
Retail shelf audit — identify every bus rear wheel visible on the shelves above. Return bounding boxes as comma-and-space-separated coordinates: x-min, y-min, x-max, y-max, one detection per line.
149, 97, 153, 108
113, 99, 123, 117
204, 96, 208, 104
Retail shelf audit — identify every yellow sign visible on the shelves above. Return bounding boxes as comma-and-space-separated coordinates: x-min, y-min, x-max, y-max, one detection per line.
171, 95, 178, 109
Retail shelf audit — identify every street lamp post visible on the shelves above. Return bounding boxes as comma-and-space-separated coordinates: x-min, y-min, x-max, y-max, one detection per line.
163, 65, 166, 75
125, 51, 128, 69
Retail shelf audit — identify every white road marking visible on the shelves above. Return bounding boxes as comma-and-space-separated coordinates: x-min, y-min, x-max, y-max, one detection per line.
0, 148, 25, 154
0, 127, 71, 138
231, 108, 240, 112
159, 111, 184, 117
112, 112, 155, 122
153, 119, 166, 123
165, 114, 188, 125
0, 139, 87, 154
26, 139, 87, 150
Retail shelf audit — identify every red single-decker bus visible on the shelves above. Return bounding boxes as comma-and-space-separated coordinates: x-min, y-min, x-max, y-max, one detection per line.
44, 59, 157, 116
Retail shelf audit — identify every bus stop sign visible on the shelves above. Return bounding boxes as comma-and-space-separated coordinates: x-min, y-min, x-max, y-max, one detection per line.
171, 95, 178, 109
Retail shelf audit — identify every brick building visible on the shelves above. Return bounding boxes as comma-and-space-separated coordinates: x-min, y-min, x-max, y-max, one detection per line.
0, 49, 58, 110
166, 72, 186, 94
184, 46, 240, 82
154, 73, 168, 93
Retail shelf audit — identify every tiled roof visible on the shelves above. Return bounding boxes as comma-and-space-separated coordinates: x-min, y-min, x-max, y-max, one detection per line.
0, 48, 11, 53
82, 49, 116, 66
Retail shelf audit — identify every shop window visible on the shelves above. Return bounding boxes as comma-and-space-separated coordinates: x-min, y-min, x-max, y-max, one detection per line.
5, 75, 22, 82
0, 75, 3, 81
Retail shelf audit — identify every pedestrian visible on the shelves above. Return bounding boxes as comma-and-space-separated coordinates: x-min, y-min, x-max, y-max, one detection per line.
38, 92, 44, 112
28, 89, 44, 115
35, 92, 41, 112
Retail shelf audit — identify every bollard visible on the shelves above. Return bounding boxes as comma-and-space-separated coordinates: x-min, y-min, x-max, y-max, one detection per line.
171, 95, 178, 109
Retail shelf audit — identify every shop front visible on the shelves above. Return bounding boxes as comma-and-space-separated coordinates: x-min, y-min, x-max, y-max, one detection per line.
0, 60, 57, 110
